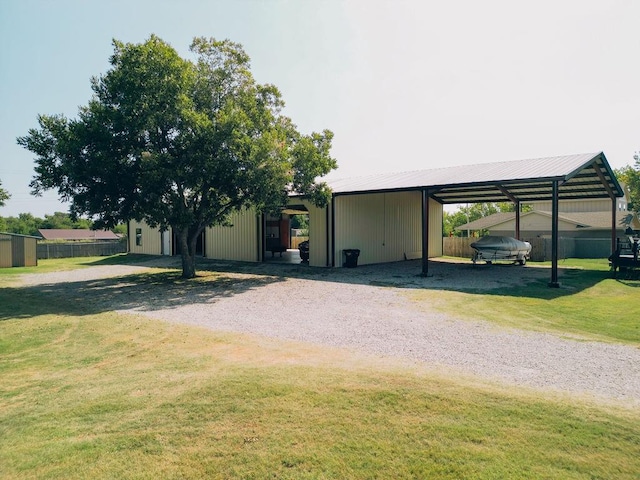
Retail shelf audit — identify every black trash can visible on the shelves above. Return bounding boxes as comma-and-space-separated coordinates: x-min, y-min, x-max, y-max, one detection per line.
298, 240, 309, 262
343, 249, 360, 268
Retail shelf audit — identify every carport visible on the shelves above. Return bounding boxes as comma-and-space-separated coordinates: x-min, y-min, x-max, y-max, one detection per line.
329, 152, 624, 287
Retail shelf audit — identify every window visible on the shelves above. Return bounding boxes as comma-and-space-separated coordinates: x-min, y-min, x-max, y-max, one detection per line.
135, 228, 142, 246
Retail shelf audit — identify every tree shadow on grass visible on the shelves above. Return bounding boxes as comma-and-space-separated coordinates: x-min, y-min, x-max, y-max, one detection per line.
613, 269, 640, 286
192, 257, 618, 301
0, 269, 284, 321
90, 254, 629, 300
454, 267, 615, 300
11, 255, 631, 321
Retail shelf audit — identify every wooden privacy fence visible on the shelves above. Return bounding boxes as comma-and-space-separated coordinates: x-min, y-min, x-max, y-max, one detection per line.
442, 237, 475, 259
443, 236, 614, 262
290, 236, 309, 249
37, 241, 127, 259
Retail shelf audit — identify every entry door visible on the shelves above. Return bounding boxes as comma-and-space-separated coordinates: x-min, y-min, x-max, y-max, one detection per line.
161, 231, 171, 255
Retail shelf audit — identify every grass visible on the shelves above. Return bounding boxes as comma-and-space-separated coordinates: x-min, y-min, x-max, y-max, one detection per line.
409, 258, 640, 344
2, 310, 639, 479
1, 255, 639, 478
0, 254, 148, 285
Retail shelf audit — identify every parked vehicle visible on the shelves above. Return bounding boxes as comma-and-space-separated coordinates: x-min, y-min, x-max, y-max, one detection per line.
609, 234, 640, 276
471, 236, 531, 265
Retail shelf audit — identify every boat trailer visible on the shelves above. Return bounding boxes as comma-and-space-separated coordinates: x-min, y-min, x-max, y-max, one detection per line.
609, 235, 640, 277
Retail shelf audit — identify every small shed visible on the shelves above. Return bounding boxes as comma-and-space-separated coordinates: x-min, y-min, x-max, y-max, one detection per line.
0, 232, 39, 268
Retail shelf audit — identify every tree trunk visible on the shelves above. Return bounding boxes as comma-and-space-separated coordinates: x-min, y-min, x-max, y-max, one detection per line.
178, 229, 196, 278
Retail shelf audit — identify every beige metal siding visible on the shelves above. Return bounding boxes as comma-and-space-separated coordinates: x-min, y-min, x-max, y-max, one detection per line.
334, 193, 384, 266
206, 208, 259, 262
0, 234, 37, 268
333, 192, 442, 266
128, 221, 163, 255
11, 236, 23, 267
20, 237, 38, 267
294, 199, 329, 267
0, 234, 11, 268
428, 198, 443, 257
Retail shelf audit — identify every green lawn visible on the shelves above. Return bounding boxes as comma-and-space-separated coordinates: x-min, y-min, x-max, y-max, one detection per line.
1, 256, 639, 478
0, 254, 147, 284
410, 259, 640, 344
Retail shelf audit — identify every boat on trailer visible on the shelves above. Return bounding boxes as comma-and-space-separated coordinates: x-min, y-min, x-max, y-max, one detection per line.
471, 236, 532, 265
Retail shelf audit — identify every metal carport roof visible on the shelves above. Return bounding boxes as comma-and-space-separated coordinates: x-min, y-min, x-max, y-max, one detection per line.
328, 152, 623, 204
327, 152, 623, 287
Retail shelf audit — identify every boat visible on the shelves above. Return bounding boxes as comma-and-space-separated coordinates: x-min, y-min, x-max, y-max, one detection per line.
470, 236, 532, 265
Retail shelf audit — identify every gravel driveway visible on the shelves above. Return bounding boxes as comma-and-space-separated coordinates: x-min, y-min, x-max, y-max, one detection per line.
21, 257, 640, 406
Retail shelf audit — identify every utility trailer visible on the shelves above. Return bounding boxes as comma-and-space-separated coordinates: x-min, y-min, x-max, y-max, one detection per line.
609, 235, 640, 277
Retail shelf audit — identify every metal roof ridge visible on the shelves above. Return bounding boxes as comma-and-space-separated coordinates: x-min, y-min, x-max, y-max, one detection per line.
332, 152, 602, 181
0, 232, 41, 239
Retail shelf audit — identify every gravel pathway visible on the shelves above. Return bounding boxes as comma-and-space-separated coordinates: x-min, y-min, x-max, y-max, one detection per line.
21, 258, 640, 406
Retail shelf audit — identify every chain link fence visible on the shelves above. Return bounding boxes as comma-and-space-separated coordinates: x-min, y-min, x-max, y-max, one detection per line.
37, 241, 127, 259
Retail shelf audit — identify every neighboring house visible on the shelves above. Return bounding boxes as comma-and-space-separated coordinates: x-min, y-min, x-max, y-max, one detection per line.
455, 194, 640, 258
529, 191, 630, 214
0, 232, 38, 268
457, 210, 640, 238
37, 229, 120, 242
128, 152, 624, 285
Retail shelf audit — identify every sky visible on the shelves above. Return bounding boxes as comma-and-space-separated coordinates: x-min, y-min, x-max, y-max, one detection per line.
1, 0, 639, 218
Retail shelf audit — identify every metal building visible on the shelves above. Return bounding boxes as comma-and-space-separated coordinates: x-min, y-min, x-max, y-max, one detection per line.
0, 233, 39, 268
128, 152, 623, 286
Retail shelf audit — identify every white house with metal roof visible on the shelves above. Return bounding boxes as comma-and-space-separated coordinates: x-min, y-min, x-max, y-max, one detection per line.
129, 152, 624, 287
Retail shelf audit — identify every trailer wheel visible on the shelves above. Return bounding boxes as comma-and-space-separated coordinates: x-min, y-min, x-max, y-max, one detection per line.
518, 258, 526, 266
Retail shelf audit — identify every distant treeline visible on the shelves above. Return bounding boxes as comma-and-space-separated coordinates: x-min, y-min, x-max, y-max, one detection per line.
0, 211, 126, 237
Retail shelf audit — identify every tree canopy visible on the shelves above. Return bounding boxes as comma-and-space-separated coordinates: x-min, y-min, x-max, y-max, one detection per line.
616, 153, 640, 215
18, 36, 337, 277
0, 212, 97, 237
443, 202, 531, 237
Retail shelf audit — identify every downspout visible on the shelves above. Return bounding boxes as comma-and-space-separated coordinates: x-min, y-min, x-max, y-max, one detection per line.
611, 194, 617, 255
331, 194, 336, 267
421, 189, 430, 276
326, 201, 331, 267
549, 180, 560, 288
257, 214, 263, 262
126, 221, 131, 253
202, 229, 206, 258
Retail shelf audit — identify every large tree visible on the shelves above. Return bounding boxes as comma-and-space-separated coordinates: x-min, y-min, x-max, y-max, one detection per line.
18, 36, 337, 277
